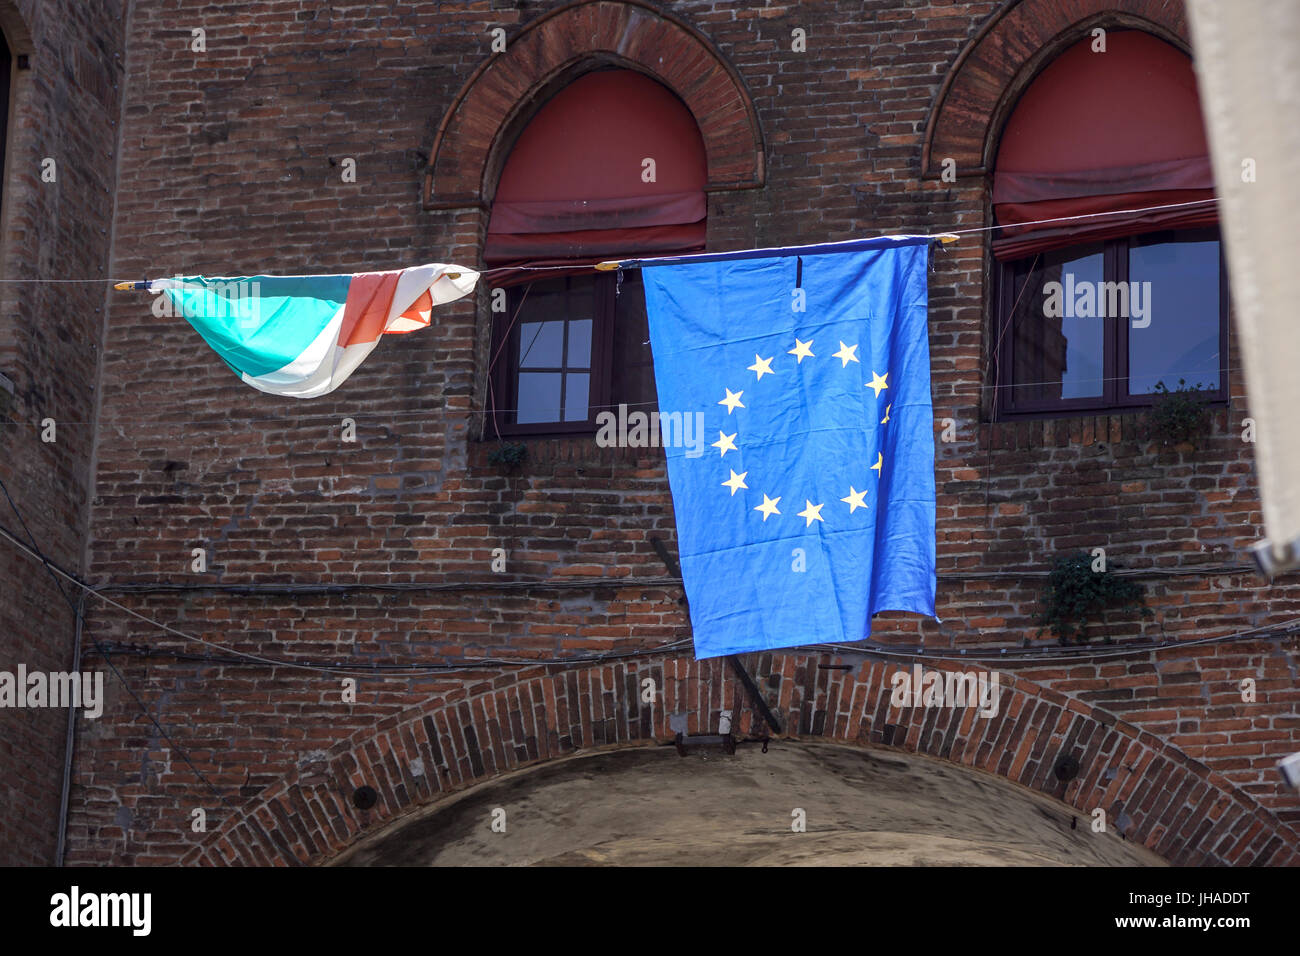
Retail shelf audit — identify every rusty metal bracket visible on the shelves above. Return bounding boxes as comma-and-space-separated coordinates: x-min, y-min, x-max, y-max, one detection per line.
726, 654, 783, 735
649, 535, 784, 737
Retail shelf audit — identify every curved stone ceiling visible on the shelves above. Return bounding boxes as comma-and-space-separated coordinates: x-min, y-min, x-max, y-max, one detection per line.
334, 742, 1166, 866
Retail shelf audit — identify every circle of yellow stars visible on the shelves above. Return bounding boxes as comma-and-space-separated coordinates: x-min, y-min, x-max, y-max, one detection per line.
709, 337, 892, 527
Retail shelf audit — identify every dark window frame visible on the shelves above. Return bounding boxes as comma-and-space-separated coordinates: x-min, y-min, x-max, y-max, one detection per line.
993, 227, 1230, 420
489, 272, 620, 437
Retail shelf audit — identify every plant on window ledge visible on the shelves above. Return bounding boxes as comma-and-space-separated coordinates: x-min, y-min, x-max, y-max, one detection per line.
487, 441, 528, 473
1147, 378, 1212, 449
1036, 551, 1152, 645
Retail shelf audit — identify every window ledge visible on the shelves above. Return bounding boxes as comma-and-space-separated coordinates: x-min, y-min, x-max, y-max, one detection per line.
978, 405, 1235, 452
470, 432, 669, 472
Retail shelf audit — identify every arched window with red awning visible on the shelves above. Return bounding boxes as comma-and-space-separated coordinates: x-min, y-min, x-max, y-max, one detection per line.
486, 68, 707, 273
992, 31, 1228, 418
993, 31, 1217, 260
486, 69, 708, 434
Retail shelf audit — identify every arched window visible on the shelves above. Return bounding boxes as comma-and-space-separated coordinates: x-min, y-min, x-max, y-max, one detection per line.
485, 68, 707, 434
992, 31, 1227, 416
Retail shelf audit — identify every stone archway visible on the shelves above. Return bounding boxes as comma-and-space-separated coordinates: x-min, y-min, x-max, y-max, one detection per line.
181, 651, 1299, 866
422, 0, 765, 210
330, 741, 1169, 866
922, 0, 1192, 178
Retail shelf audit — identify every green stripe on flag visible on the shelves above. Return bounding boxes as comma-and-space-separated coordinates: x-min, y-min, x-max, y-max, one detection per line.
164, 274, 353, 379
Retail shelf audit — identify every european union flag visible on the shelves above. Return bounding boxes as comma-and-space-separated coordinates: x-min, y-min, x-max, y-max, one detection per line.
640, 236, 936, 659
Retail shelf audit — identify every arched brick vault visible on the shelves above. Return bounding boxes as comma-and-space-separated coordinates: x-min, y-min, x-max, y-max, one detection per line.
922, 0, 1192, 178
182, 651, 1299, 867
0, 1, 33, 55
422, 0, 765, 210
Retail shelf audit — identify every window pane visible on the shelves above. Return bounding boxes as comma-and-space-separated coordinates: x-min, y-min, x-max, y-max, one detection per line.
519, 320, 564, 368
517, 372, 562, 424
1128, 235, 1220, 394
498, 274, 610, 430
564, 372, 590, 421
1008, 245, 1105, 404
567, 318, 592, 369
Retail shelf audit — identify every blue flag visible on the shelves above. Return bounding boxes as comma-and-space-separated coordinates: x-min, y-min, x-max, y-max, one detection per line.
640, 236, 936, 659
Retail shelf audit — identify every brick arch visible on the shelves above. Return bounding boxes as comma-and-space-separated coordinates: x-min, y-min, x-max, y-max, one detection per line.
0, 1, 33, 55
422, 0, 764, 210
182, 651, 1298, 866
922, 0, 1192, 178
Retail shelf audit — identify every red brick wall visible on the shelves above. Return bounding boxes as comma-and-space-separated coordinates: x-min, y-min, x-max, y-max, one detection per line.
45, 0, 1300, 864
0, 0, 125, 864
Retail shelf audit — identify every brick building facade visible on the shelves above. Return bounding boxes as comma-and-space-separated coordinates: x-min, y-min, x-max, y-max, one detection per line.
0, 0, 124, 866
0, 0, 1296, 866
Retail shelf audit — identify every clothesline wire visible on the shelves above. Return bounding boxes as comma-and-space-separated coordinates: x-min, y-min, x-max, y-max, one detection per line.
0, 197, 1221, 284
481, 197, 1220, 274
484, 281, 534, 442
936, 196, 1218, 238
0, 194, 1227, 420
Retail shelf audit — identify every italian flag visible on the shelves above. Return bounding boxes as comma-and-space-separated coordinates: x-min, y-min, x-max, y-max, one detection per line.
149, 263, 478, 398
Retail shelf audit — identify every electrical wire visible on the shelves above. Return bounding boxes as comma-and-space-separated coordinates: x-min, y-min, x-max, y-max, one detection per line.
0, 518, 691, 676
87, 613, 1299, 673
807, 613, 1300, 666
1, 511, 1281, 677
87, 562, 1261, 590
88, 638, 695, 672
0, 476, 238, 810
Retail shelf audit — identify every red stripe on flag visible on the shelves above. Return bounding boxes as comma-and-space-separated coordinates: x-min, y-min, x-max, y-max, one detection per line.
339, 271, 400, 349
340, 271, 438, 348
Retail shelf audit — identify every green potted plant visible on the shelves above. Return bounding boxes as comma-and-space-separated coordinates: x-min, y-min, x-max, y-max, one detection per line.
1037, 551, 1153, 645
1147, 378, 1212, 451
487, 440, 528, 474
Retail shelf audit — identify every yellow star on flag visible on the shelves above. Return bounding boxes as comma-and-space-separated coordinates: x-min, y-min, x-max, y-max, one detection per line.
881, 402, 891, 425
840, 486, 868, 513
722, 469, 749, 496
871, 452, 883, 477
719, 388, 745, 414
747, 354, 775, 381
866, 371, 889, 398
788, 338, 814, 363
797, 500, 824, 526
832, 341, 860, 367
712, 430, 738, 457
754, 494, 781, 521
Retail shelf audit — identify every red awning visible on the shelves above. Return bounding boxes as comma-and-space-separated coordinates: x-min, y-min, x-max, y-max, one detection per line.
993, 31, 1217, 259
485, 69, 707, 281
